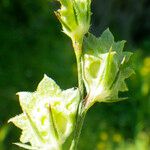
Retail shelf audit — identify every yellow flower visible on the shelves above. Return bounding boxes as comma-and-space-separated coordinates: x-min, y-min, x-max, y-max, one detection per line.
113, 133, 122, 143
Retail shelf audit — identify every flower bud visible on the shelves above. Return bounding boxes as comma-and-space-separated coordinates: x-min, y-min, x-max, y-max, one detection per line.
56, 0, 91, 44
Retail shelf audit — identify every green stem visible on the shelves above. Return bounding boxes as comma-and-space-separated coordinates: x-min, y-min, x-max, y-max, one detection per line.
70, 107, 86, 150
70, 40, 85, 150
73, 38, 84, 100
76, 53, 84, 100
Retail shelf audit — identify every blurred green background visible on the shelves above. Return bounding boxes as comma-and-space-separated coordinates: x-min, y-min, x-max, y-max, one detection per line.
0, 0, 150, 149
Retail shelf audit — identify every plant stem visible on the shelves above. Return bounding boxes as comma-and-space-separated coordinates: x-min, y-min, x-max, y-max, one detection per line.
73, 39, 84, 101
70, 40, 85, 150
76, 52, 84, 101
70, 105, 86, 150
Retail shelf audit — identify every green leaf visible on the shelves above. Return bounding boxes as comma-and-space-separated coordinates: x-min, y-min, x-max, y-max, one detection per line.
82, 29, 134, 110
9, 75, 79, 149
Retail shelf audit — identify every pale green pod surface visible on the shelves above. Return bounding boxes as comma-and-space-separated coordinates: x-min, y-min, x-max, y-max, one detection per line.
83, 29, 134, 110
56, 0, 91, 43
8, 75, 79, 150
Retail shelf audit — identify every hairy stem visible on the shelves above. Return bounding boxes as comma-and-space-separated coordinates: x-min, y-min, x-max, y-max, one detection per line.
76, 53, 84, 101
70, 40, 85, 150
70, 109, 86, 150
73, 39, 84, 101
